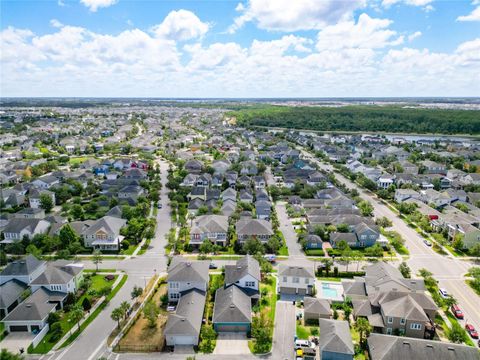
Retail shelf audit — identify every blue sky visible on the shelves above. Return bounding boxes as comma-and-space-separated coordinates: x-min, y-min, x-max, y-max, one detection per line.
1, 0, 479, 97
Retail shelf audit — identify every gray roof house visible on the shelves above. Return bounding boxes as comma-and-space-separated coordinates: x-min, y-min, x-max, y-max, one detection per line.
0, 255, 46, 285
367, 333, 480, 360
167, 257, 210, 303
190, 215, 229, 247
164, 288, 206, 347
0, 279, 28, 319
1, 218, 50, 243
319, 319, 354, 360
303, 297, 331, 323
82, 216, 127, 251
213, 285, 252, 333
30, 260, 84, 295
278, 264, 315, 298
225, 255, 261, 298
236, 218, 273, 243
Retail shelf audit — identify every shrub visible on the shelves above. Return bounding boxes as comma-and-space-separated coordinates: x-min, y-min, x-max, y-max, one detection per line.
121, 239, 130, 250
82, 297, 92, 311
47, 312, 61, 326
50, 322, 63, 342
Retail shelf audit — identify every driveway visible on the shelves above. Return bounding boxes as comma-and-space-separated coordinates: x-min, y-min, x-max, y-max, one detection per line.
1, 332, 35, 354
276, 202, 304, 257
271, 301, 296, 360
214, 333, 250, 355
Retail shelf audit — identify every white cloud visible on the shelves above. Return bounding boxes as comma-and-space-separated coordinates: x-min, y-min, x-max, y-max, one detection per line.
80, 0, 117, 12
408, 31, 422, 41
382, 0, 433, 7
457, 6, 480, 21
316, 13, 403, 51
228, 0, 366, 33
152, 10, 209, 41
50, 19, 64, 28
1, 23, 479, 97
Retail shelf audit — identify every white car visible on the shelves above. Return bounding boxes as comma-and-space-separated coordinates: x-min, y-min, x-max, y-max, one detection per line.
439, 288, 449, 298
294, 339, 316, 350
167, 305, 176, 312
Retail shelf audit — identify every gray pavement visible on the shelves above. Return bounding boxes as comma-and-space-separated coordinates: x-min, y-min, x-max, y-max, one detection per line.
271, 301, 296, 360
276, 202, 304, 257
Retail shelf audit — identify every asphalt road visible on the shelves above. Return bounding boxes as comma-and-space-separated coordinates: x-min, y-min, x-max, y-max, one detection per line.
271, 301, 296, 360
301, 149, 480, 340
33, 159, 172, 360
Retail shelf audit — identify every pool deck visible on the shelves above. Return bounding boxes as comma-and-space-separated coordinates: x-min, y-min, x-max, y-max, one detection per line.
316, 280, 344, 302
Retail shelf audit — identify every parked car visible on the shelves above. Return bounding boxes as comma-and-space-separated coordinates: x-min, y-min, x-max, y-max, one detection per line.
451, 304, 464, 319
423, 239, 432, 247
158, 203, 163, 209
465, 324, 479, 339
294, 339, 316, 351
209, 262, 218, 269
264, 254, 276, 262
439, 288, 449, 298
167, 305, 176, 312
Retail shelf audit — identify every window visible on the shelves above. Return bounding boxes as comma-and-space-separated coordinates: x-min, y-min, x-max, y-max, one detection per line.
170, 282, 178, 289
171, 293, 180, 299
400, 318, 406, 325
283, 276, 287, 282
246, 281, 255, 287
293, 277, 300, 283
305, 278, 309, 284
387, 317, 393, 324
410, 323, 422, 330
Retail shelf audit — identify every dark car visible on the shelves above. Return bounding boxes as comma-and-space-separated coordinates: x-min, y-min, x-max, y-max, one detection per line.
209, 263, 218, 269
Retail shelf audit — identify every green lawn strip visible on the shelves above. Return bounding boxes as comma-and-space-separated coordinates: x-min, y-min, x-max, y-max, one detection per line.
59, 275, 128, 348
278, 245, 289, 256
0, 322, 6, 342
316, 277, 342, 282
445, 312, 475, 347
466, 280, 480, 296
84, 269, 117, 273
305, 249, 325, 256
120, 244, 138, 256
76, 255, 125, 260
295, 323, 311, 339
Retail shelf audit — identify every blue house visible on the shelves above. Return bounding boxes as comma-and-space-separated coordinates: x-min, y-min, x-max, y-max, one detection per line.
305, 234, 323, 250
212, 285, 252, 333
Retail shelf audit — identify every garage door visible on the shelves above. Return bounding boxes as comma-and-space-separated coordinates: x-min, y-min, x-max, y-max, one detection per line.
174, 336, 195, 345
280, 287, 296, 294
9, 325, 28, 332
216, 324, 249, 332
298, 288, 306, 295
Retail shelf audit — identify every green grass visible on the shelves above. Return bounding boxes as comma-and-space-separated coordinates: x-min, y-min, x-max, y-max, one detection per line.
84, 269, 117, 273
305, 249, 325, 256
296, 324, 310, 339
76, 255, 125, 260
60, 275, 128, 348
120, 244, 138, 255
316, 277, 342, 282
446, 312, 475, 347
278, 245, 289, 256
0, 322, 6, 342
68, 156, 92, 165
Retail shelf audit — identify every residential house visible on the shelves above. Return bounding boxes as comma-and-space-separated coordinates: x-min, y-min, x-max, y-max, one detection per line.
212, 285, 252, 333
82, 216, 127, 251
0, 255, 46, 285
190, 215, 229, 247
0, 279, 28, 319
394, 189, 421, 203
118, 185, 144, 202
1, 218, 50, 242
304, 234, 324, 250
31, 175, 60, 189
221, 188, 237, 202
421, 160, 447, 175
184, 159, 203, 174
255, 200, 272, 220
167, 257, 209, 303
224, 255, 261, 297
30, 260, 84, 295
398, 161, 419, 175
318, 319, 355, 360
367, 334, 479, 360
278, 264, 315, 297
304, 297, 331, 323
29, 188, 55, 209
13, 208, 45, 219
236, 218, 273, 244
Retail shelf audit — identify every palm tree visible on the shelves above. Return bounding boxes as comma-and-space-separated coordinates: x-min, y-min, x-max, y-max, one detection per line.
324, 259, 333, 277
120, 301, 130, 319
92, 249, 103, 272
111, 307, 123, 329
69, 304, 84, 331
444, 295, 457, 309
355, 318, 372, 348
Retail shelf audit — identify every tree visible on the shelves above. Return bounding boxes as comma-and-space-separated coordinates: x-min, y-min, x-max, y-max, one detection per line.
1, 349, 25, 360
59, 224, 80, 246
447, 321, 467, 343
131, 285, 143, 301
452, 233, 464, 251
469, 243, 480, 258
342, 247, 353, 272
358, 200, 374, 217
399, 262, 411, 278
47, 312, 61, 326
50, 322, 63, 342
25, 244, 42, 257
198, 324, 217, 353
199, 239, 214, 254
323, 259, 333, 277
375, 216, 392, 228
355, 318, 372, 347
443, 295, 458, 309
242, 238, 265, 255
251, 311, 272, 353
0, 250, 7, 266
120, 301, 130, 319
69, 304, 84, 331
266, 235, 281, 254
39, 193, 54, 213
111, 307, 123, 329
82, 297, 92, 311
143, 301, 159, 328
92, 249, 102, 271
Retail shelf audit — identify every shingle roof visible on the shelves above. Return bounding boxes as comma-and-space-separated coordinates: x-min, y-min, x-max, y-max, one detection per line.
0, 279, 28, 308
319, 319, 354, 355
82, 216, 126, 237
225, 255, 260, 285
367, 333, 480, 360
191, 215, 229, 234
236, 218, 273, 236
2, 287, 62, 322
30, 262, 83, 287
278, 264, 315, 278
164, 289, 206, 337
167, 257, 210, 283
213, 285, 251, 324
304, 297, 331, 317
2, 218, 49, 234
0, 255, 45, 278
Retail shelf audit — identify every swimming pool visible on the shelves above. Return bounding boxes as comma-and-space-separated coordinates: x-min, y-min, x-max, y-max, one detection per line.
319, 281, 344, 301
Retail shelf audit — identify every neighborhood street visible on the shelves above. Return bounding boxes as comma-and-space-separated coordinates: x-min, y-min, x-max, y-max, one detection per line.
301, 149, 480, 336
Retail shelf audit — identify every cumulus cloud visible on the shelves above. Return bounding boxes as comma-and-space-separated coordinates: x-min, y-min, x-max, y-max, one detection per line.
80, 0, 118, 12
408, 31, 422, 42
228, 0, 366, 33
316, 13, 404, 51
457, 6, 480, 21
382, 0, 433, 7
152, 10, 210, 41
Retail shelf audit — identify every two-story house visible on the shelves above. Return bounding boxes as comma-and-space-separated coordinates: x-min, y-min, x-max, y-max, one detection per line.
236, 218, 273, 244
1, 218, 50, 242
82, 216, 127, 251
278, 264, 315, 297
189, 215, 229, 247
167, 257, 210, 303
